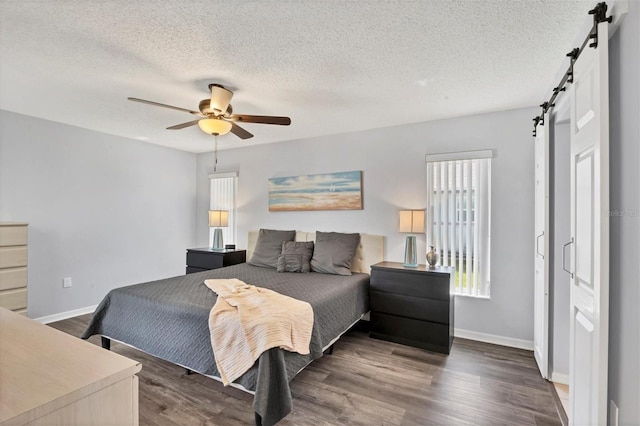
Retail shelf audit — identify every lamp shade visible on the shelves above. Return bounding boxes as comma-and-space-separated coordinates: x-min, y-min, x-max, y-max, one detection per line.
209, 84, 233, 114
208, 210, 229, 227
198, 118, 232, 136
398, 210, 425, 233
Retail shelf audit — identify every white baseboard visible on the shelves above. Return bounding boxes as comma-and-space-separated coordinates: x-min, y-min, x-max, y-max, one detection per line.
550, 372, 570, 385
454, 328, 534, 351
34, 305, 98, 324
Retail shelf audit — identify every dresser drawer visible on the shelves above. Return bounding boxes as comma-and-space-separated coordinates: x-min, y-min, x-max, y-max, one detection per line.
370, 312, 452, 354
370, 290, 450, 324
186, 266, 209, 274
0, 225, 27, 246
0, 246, 28, 269
185, 249, 246, 274
371, 268, 449, 300
0, 267, 27, 291
186, 252, 224, 269
0, 287, 27, 311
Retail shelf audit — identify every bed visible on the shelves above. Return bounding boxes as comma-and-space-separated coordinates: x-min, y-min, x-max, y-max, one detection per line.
82, 231, 383, 425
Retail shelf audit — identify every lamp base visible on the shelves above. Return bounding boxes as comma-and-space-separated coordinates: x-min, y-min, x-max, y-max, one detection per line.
212, 228, 224, 250
403, 235, 418, 267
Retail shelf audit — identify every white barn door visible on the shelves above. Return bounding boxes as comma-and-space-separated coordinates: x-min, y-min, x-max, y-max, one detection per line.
534, 113, 550, 379
568, 21, 609, 426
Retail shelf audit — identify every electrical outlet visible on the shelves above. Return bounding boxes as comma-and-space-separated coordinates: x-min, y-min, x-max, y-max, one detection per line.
610, 400, 619, 426
63, 277, 72, 288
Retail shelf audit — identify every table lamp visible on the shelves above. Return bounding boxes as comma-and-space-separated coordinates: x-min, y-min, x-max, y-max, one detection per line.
208, 210, 229, 250
399, 210, 425, 267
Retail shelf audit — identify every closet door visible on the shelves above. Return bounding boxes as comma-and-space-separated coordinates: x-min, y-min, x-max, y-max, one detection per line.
533, 113, 550, 379
568, 21, 609, 426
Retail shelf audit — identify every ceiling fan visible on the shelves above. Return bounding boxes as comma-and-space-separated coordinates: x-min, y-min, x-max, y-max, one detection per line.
128, 84, 291, 140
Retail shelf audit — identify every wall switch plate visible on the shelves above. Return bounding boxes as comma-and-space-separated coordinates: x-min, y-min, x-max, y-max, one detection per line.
63, 277, 72, 288
610, 400, 619, 426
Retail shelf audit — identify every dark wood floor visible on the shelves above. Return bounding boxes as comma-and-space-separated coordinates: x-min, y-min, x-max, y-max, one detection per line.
49, 315, 562, 426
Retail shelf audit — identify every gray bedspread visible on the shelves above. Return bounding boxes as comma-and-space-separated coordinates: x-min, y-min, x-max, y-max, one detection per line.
82, 263, 369, 425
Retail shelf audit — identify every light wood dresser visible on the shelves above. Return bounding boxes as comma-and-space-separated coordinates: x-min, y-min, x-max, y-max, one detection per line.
0, 222, 28, 315
0, 308, 142, 425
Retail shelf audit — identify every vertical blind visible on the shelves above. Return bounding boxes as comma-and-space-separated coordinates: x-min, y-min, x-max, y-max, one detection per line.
209, 172, 238, 247
426, 157, 491, 297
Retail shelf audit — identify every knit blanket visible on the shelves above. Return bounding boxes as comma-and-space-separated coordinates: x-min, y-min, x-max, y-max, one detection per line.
204, 278, 314, 386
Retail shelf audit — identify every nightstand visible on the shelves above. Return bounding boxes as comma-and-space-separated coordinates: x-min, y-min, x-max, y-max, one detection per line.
369, 261, 455, 354
185, 248, 246, 274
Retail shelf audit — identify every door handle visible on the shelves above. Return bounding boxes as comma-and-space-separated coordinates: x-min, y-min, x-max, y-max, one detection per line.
563, 238, 574, 278
536, 232, 545, 259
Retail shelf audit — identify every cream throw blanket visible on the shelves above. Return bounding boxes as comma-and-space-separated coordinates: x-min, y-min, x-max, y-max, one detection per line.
204, 278, 314, 386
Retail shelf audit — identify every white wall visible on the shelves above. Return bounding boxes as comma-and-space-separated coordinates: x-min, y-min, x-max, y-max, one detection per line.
196, 107, 537, 342
0, 111, 197, 318
608, 2, 640, 424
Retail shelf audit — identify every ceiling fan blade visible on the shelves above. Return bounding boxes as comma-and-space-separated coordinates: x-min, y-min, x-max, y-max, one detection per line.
230, 122, 254, 139
166, 119, 200, 130
228, 114, 291, 125
128, 97, 202, 116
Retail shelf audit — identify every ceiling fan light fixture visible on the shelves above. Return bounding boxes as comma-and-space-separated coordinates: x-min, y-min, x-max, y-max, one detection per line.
209, 84, 233, 115
128, 84, 288, 141
198, 118, 232, 136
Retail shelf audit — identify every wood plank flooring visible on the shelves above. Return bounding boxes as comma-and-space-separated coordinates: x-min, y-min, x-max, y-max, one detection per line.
48, 315, 562, 425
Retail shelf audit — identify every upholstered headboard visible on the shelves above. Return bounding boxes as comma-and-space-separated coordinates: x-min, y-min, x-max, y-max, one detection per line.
247, 231, 384, 274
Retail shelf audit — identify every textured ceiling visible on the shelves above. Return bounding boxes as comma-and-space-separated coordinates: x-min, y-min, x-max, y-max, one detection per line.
0, 0, 589, 153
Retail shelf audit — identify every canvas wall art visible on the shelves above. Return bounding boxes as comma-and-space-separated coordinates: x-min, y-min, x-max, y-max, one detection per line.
268, 171, 363, 211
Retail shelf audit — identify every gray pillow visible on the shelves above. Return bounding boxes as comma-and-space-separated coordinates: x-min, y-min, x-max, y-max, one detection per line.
310, 232, 360, 276
277, 241, 314, 273
249, 229, 296, 268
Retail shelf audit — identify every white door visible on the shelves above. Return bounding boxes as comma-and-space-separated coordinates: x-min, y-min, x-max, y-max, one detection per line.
534, 113, 550, 379
568, 21, 609, 426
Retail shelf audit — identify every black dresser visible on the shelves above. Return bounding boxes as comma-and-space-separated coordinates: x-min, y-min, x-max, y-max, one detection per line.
369, 261, 455, 354
185, 248, 246, 274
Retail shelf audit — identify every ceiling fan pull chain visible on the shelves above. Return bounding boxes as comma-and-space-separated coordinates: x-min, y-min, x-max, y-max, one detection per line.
214, 134, 218, 172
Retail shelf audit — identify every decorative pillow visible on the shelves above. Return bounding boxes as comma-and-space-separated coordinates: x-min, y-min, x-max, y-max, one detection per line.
310, 231, 360, 276
248, 229, 296, 268
277, 241, 314, 273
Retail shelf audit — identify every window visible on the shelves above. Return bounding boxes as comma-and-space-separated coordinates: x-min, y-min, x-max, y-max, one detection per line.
426, 151, 492, 297
209, 172, 238, 246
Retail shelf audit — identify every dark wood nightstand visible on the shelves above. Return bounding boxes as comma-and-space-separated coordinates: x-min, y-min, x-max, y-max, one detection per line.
185, 248, 246, 274
369, 261, 455, 354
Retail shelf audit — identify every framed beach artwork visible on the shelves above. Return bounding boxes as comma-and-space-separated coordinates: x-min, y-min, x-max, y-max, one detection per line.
268, 171, 363, 211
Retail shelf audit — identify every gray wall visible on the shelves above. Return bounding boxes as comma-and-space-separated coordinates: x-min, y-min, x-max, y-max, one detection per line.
0, 110, 197, 318
608, 2, 640, 424
196, 107, 537, 342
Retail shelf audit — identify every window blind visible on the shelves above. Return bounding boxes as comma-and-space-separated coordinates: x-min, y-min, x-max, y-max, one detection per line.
426, 158, 491, 297
209, 172, 238, 247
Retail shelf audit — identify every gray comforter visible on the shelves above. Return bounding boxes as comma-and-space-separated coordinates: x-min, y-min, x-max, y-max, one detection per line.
82, 263, 370, 425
